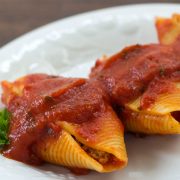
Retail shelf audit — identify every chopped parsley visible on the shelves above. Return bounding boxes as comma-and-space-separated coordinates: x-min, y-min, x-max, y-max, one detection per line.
0, 109, 10, 148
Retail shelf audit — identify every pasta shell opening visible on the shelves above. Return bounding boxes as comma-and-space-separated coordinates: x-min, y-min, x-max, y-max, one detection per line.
35, 127, 127, 173
35, 130, 104, 172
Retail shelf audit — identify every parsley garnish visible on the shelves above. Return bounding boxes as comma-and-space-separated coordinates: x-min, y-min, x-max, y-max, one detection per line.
0, 109, 10, 148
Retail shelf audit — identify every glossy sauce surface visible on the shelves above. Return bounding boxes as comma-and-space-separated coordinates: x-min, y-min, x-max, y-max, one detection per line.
90, 40, 180, 108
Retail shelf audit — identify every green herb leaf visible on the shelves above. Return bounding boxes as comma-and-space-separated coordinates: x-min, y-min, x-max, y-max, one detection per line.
0, 109, 10, 148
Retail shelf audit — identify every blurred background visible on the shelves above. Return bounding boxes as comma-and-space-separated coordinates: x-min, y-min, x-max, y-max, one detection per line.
0, 0, 179, 47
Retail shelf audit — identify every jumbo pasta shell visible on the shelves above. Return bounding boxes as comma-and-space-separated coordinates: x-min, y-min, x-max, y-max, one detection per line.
122, 108, 180, 134
36, 105, 127, 172
36, 130, 104, 172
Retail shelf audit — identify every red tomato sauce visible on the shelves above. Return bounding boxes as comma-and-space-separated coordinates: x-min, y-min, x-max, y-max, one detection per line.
90, 39, 180, 108
1, 74, 109, 165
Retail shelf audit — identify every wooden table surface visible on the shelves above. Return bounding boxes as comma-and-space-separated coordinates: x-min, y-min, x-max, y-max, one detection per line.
0, 0, 179, 47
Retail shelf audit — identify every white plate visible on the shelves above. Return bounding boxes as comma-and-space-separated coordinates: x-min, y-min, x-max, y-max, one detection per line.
0, 3, 180, 180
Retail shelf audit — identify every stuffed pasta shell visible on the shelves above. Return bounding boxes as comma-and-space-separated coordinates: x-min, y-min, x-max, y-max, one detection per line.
120, 14, 180, 134
122, 72, 180, 134
0, 74, 127, 173
90, 16, 180, 135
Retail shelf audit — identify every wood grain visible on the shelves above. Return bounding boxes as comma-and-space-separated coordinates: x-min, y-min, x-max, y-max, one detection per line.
0, 0, 179, 47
